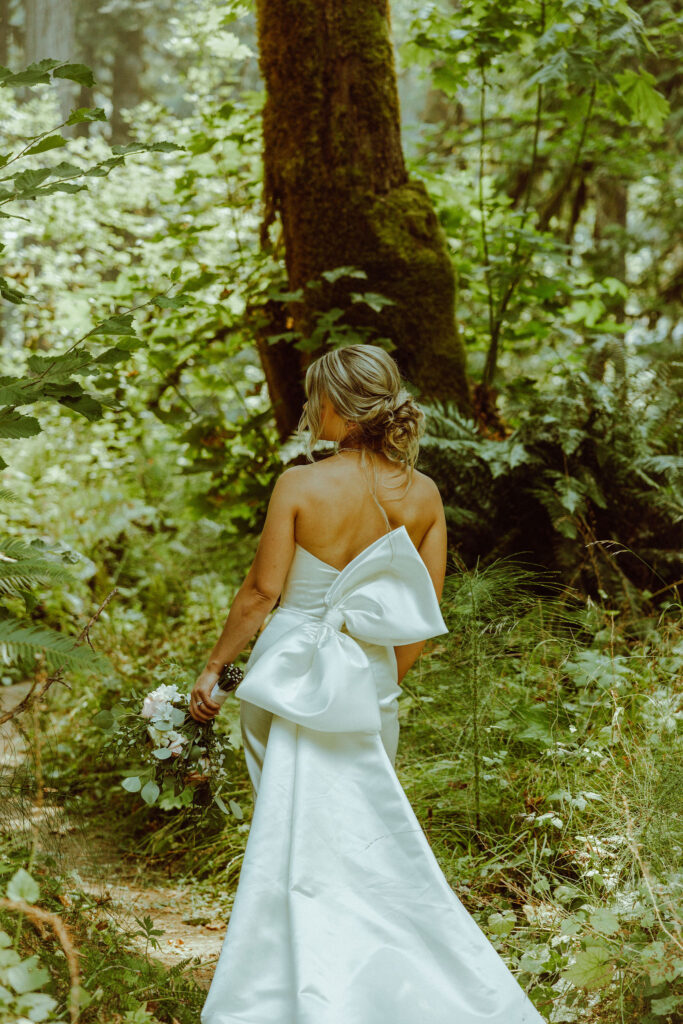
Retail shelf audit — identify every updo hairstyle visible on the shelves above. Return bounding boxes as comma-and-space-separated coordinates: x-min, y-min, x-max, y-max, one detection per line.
297, 344, 425, 473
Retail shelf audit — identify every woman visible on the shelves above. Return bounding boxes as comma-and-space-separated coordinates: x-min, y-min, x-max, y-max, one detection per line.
192, 345, 544, 1024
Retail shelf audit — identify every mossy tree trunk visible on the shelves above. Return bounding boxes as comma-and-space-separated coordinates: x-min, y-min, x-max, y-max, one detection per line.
256, 0, 471, 439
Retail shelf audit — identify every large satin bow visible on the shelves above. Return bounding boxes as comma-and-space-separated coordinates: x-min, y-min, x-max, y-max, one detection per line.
234, 526, 449, 734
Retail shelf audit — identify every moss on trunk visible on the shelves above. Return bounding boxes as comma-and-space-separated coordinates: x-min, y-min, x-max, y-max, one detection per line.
257, 0, 471, 435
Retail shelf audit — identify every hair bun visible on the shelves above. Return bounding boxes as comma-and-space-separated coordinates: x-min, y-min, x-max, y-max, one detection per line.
297, 343, 424, 470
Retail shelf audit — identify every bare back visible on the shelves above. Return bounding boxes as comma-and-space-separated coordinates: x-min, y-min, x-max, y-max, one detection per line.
293, 452, 445, 578
247, 450, 447, 608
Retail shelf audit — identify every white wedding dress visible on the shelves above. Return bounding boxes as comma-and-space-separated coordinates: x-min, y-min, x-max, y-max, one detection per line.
201, 525, 545, 1024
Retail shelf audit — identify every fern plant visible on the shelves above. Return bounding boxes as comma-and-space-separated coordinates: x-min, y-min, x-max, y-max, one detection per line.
0, 514, 105, 673
418, 363, 683, 607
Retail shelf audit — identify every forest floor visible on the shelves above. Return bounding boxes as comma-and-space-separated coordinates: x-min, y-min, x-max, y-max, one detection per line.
1, 681, 223, 991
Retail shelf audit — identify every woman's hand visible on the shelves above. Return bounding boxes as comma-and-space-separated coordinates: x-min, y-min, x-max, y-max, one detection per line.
189, 668, 221, 723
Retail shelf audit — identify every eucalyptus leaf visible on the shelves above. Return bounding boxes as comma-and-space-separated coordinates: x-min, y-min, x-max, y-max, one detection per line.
141, 780, 161, 805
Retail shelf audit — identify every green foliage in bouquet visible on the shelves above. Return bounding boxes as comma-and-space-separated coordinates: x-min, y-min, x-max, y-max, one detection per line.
96, 674, 239, 820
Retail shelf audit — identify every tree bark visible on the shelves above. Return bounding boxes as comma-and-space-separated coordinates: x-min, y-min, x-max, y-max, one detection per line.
110, 25, 143, 144
256, 0, 471, 439
25, 0, 75, 121
0, 0, 10, 67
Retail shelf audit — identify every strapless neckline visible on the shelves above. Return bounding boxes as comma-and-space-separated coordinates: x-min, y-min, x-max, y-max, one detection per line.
295, 524, 409, 575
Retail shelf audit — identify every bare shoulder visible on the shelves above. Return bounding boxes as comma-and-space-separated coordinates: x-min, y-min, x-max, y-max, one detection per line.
272, 460, 330, 507
412, 468, 445, 513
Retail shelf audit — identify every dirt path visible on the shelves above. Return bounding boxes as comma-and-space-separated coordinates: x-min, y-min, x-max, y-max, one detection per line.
1, 683, 227, 991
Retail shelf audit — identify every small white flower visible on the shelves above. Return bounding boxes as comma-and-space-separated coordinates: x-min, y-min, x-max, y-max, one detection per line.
149, 683, 182, 703
141, 684, 183, 719
166, 731, 187, 756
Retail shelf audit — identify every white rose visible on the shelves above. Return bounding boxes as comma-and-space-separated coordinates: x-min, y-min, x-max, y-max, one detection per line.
141, 695, 163, 719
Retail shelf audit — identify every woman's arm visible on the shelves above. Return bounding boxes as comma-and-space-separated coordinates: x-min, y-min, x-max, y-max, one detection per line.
189, 468, 302, 722
393, 485, 447, 686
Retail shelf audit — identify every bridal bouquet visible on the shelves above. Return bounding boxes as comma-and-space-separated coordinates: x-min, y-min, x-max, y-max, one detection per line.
97, 678, 239, 817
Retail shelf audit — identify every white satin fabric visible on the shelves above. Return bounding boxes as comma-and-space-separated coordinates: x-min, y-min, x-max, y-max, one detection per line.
201, 526, 544, 1024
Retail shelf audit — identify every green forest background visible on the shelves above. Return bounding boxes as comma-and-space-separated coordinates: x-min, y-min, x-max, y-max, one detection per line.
0, 1, 681, 1022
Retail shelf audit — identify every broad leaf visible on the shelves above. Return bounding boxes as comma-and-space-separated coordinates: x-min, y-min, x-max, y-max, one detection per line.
0, 411, 41, 439
7, 868, 39, 904
563, 945, 614, 991
6, 957, 49, 994
141, 780, 160, 805
58, 394, 103, 421
53, 63, 95, 87
66, 106, 107, 125
24, 134, 67, 156
0, 59, 62, 88
89, 314, 137, 337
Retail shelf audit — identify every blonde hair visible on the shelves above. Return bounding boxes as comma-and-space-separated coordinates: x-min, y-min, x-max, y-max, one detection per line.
296, 344, 425, 530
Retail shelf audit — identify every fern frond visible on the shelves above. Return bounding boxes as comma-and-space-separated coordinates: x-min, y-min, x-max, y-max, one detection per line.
421, 401, 481, 442
0, 536, 74, 596
0, 618, 106, 671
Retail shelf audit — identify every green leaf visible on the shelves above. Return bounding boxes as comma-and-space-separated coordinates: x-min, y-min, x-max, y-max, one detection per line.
66, 106, 107, 125
15, 991, 58, 1019
0, 411, 41, 439
58, 394, 103, 421
349, 291, 396, 312
214, 793, 228, 814
154, 294, 188, 310
519, 945, 551, 974
563, 945, 614, 991
320, 266, 367, 284
651, 994, 683, 1016
487, 911, 515, 936
53, 63, 95, 87
152, 747, 173, 760
92, 710, 114, 729
614, 69, 670, 132
170, 707, 186, 727
122, 776, 142, 793
89, 313, 136, 337
0, 59, 62, 88
589, 909, 620, 936
229, 799, 243, 820
110, 141, 184, 155
11, 167, 52, 193
6, 957, 49, 995
27, 349, 93, 377
141, 780, 160, 805
24, 134, 67, 156
0, 276, 24, 303
267, 288, 304, 303
7, 868, 40, 903
94, 347, 132, 367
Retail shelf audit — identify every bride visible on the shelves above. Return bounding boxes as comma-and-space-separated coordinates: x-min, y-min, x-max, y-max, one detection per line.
190, 344, 544, 1024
